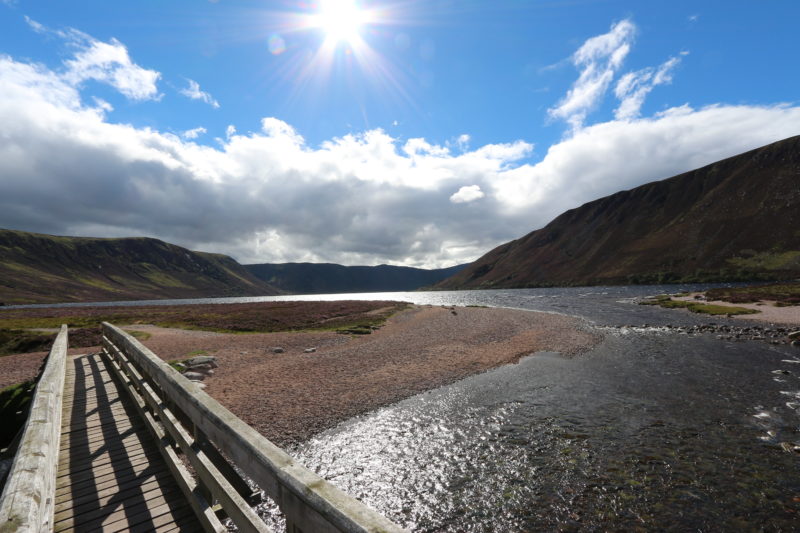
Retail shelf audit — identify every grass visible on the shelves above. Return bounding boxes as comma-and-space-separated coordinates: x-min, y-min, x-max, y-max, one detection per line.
705, 282, 800, 306
0, 380, 34, 449
124, 329, 152, 341
0, 300, 410, 356
640, 295, 759, 316
0, 329, 55, 357
728, 251, 800, 271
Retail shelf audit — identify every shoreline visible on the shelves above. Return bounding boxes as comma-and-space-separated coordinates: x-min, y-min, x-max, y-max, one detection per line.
673, 293, 800, 326
0, 305, 600, 446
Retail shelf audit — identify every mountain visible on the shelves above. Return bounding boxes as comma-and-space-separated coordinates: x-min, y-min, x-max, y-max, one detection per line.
245, 262, 467, 294
0, 229, 279, 304
437, 136, 800, 290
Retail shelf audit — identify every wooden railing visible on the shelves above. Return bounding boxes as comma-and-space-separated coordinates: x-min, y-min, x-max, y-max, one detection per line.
101, 322, 407, 533
0, 325, 68, 533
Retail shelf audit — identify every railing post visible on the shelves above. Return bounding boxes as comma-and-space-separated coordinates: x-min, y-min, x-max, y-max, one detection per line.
0, 325, 69, 533
102, 322, 408, 533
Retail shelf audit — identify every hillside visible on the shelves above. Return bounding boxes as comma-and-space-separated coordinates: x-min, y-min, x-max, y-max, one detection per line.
437, 136, 800, 289
0, 229, 279, 304
245, 262, 466, 294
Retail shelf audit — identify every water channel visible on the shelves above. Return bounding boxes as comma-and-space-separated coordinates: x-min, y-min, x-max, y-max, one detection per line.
263, 286, 800, 531
12, 285, 800, 530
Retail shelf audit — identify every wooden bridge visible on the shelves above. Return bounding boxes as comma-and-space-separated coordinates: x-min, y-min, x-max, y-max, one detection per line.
0, 323, 406, 533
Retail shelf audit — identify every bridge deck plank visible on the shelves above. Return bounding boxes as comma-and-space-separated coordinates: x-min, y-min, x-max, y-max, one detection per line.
54, 353, 200, 533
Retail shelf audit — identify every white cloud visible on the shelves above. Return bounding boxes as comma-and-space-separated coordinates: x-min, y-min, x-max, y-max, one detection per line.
1, 45, 799, 268
24, 18, 161, 101
63, 38, 160, 100
450, 185, 484, 204
181, 127, 207, 140
548, 19, 636, 129
179, 79, 220, 108
24, 16, 45, 33
614, 56, 681, 119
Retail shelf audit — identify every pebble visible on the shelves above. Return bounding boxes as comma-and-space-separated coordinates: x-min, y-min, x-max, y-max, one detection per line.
304, 347, 317, 353
614, 324, 800, 345
272, 347, 285, 353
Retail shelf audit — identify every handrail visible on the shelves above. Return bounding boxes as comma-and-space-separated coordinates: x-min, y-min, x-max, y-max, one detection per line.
101, 322, 407, 533
0, 325, 68, 533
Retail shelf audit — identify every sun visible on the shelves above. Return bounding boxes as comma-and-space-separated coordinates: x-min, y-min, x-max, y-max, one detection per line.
313, 0, 367, 44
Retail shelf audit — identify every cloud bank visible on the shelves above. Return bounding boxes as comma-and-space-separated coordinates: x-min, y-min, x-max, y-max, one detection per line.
0, 20, 798, 268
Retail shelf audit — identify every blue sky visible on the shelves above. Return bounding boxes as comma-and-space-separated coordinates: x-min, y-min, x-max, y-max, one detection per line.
1, 0, 799, 267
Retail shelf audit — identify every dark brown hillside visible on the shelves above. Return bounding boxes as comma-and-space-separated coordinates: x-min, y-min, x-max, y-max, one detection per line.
0, 229, 279, 304
437, 136, 800, 289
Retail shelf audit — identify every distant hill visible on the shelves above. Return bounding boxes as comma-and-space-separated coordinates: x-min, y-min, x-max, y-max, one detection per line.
245, 262, 467, 294
437, 136, 800, 289
0, 229, 279, 304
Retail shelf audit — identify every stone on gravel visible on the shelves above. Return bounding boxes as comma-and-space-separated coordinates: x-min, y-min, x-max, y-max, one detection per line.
183, 371, 206, 381
304, 347, 317, 353
187, 363, 214, 372
272, 347, 285, 353
186, 355, 218, 367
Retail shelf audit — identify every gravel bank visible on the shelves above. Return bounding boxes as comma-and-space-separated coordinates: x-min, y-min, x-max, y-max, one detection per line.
0, 306, 599, 445
142, 305, 598, 445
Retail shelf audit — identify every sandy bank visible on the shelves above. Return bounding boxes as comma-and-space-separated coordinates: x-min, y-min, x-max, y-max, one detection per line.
674, 293, 800, 326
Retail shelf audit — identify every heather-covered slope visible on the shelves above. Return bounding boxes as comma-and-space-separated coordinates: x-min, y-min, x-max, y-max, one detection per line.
245, 262, 466, 295
437, 136, 800, 289
0, 229, 279, 304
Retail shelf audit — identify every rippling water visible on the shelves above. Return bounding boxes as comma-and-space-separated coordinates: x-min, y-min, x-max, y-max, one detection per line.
283, 332, 800, 531
12, 285, 799, 530
250, 287, 800, 531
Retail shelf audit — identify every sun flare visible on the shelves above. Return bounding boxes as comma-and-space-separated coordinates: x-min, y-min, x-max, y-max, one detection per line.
313, 0, 366, 44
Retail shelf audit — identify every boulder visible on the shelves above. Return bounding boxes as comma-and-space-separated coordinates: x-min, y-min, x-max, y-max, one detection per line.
186, 355, 218, 367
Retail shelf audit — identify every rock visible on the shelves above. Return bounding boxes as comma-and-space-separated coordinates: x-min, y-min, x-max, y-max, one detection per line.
186, 355, 218, 367
788, 331, 800, 340
780, 442, 800, 454
183, 371, 206, 381
195, 382, 207, 390
187, 363, 214, 372
304, 347, 317, 353
272, 347, 285, 353
173, 363, 186, 371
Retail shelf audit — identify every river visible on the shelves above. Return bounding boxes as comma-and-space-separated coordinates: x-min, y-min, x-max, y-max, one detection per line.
250, 286, 798, 531
10, 285, 800, 530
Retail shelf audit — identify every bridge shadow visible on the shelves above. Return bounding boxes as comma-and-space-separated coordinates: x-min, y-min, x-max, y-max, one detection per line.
56, 353, 170, 531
